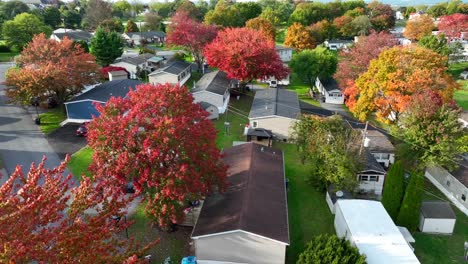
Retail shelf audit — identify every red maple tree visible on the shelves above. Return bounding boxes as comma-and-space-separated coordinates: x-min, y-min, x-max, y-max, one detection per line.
334, 31, 398, 109
0, 157, 155, 263
438, 13, 468, 40
204, 27, 288, 83
166, 11, 218, 72
87, 83, 227, 227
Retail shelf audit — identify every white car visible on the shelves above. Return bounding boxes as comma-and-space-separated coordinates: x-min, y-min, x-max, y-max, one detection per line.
269, 80, 278, 88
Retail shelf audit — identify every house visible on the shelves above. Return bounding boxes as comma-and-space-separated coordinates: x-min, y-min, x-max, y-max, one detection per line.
357, 150, 387, 196
108, 70, 128, 81
276, 45, 292, 63
122, 31, 166, 46
199, 102, 219, 120
425, 157, 468, 215
419, 201, 456, 234
334, 200, 420, 264
148, 60, 192, 87
362, 130, 395, 168
191, 71, 232, 114
315, 77, 344, 105
191, 143, 289, 264
63, 79, 142, 124
324, 39, 354, 51
50, 30, 93, 43
249, 88, 300, 140
111, 53, 164, 79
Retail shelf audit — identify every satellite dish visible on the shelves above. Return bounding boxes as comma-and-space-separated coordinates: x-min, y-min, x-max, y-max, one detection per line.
336, 191, 344, 198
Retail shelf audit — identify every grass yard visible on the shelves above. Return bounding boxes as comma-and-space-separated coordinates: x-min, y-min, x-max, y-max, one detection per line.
68, 147, 93, 181
38, 107, 67, 134
413, 179, 468, 264
275, 142, 335, 263
448, 62, 468, 78
288, 73, 321, 107
454, 81, 468, 110
0, 52, 18, 62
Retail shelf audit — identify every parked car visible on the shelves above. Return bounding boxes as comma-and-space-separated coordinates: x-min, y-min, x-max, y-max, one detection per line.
269, 80, 278, 88
76, 122, 89, 137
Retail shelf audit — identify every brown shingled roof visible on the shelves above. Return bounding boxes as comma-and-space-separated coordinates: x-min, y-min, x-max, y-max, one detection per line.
191, 143, 289, 244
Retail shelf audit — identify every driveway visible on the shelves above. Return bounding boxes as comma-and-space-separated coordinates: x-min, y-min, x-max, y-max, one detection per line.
46, 124, 88, 160
319, 101, 351, 117
0, 63, 68, 184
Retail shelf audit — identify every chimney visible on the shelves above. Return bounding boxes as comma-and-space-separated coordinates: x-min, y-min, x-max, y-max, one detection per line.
364, 137, 370, 148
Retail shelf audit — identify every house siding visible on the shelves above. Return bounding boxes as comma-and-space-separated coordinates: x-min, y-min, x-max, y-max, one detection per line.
110, 62, 139, 76
192, 91, 229, 114
149, 73, 178, 85
357, 172, 385, 195
371, 152, 395, 168
315, 78, 344, 105
194, 231, 286, 264
249, 117, 296, 139
65, 101, 103, 120
419, 215, 456, 234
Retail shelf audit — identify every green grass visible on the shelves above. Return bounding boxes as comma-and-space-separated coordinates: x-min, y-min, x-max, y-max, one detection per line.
448, 62, 468, 78
186, 71, 201, 89
38, 107, 67, 134
413, 179, 468, 264
288, 73, 321, 107
68, 147, 93, 181
275, 142, 334, 263
0, 52, 18, 62
454, 81, 468, 110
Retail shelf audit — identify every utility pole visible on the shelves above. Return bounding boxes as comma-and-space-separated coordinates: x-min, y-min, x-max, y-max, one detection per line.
224, 107, 230, 135
359, 121, 368, 155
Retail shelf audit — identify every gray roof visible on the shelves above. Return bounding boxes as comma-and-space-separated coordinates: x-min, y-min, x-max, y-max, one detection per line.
321, 78, 341, 92
364, 130, 395, 153
109, 70, 128, 76
53, 31, 93, 41
192, 71, 231, 95
119, 53, 154, 66
421, 201, 456, 219
360, 150, 386, 174
247, 128, 273, 138
66, 79, 143, 103
327, 39, 354, 44
275, 45, 293, 51
126, 31, 166, 39
199, 101, 216, 110
150, 60, 191, 76
249, 89, 300, 119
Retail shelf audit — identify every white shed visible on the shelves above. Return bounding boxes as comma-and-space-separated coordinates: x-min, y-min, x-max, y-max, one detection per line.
419, 201, 456, 234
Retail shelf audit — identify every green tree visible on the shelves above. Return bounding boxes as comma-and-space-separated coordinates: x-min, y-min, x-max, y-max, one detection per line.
289, 47, 337, 88
204, 0, 241, 27
292, 115, 363, 191
447, 0, 462, 14
90, 27, 124, 66
297, 234, 366, 264
61, 9, 82, 29
84, 0, 112, 29
427, 3, 448, 17
234, 2, 262, 25
396, 172, 424, 231
99, 19, 124, 33
43, 7, 61, 29
2, 13, 52, 51
405, 6, 417, 19
418, 34, 449, 56
125, 19, 139, 33
143, 11, 161, 31
112, 0, 131, 18
149, 2, 173, 18
0, 0, 29, 21
381, 161, 405, 220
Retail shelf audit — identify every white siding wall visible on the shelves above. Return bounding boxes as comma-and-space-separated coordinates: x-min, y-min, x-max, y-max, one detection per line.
324, 89, 344, 104
357, 174, 385, 195
110, 62, 139, 76
326, 191, 335, 214
194, 231, 286, 264
192, 91, 224, 111
372, 153, 395, 168
419, 215, 456, 234
149, 73, 178, 85
249, 117, 296, 139
334, 204, 352, 242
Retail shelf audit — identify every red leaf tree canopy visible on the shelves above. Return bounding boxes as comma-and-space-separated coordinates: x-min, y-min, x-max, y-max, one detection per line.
166, 11, 218, 72
87, 84, 227, 226
204, 27, 288, 82
0, 157, 154, 263
438, 13, 468, 40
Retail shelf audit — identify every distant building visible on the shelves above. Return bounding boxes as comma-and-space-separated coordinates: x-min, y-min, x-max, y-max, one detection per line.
324, 39, 354, 51
50, 30, 93, 43
148, 60, 192, 87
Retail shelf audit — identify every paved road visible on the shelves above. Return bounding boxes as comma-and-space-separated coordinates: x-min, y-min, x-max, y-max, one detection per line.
0, 63, 67, 184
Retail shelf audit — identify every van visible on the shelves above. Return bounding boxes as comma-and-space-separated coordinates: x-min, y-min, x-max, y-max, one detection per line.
269, 80, 278, 88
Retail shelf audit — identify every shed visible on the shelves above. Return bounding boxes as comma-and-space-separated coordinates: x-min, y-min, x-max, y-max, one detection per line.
419, 201, 456, 234
108, 70, 128, 81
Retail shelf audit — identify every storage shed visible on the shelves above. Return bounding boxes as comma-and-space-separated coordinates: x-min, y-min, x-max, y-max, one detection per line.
419, 201, 456, 234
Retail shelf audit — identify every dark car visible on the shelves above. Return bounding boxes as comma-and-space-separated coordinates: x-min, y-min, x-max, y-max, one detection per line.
76, 122, 89, 137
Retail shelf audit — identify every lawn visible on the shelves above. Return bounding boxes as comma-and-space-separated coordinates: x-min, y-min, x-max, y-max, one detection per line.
448, 62, 468, 78
0, 52, 18, 62
413, 179, 468, 264
68, 147, 93, 181
455, 81, 468, 110
288, 73, 321, 107
38, 107, 67, 134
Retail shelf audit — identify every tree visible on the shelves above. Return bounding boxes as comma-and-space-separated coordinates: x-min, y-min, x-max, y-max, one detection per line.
418, 34, 450, 55
149, 2, 173, 19
289, 47, 337, 88
87, 84, 227, 226
396, 172, 424, 231
334, 31, 397, 110
167, 12, 217, 72
367, 1, 395, 31
125, 19, 139, 33
398, 91, 465, 170
289, 2, 328, 26
438, 13, 468, 40
143, 11, 162, 31
2, 13, 52, 51
405, 6, 417, 19
90, 27, 124, 66
204, 0, 241, 27
62, 9, 82, 29
309, 20, 335, 44
351, 15, 372, 36
43, 7, 62, 29
352, 46, 459, 123
284, 22, 316, 51
403, 14, 434, 41
176, 1, 203, 21
204, 27, 288, 84
381, 161, 405, 220
6, 34, 98, 105
112, 0, 131, 18
234, 2, 262, 26
333, 15, 354, 38
291, 115, 363, 191
245, 17, 275, 41
0, 157, 155, 262
260, 7, 281, 26
0, 0, 29, 21
297, 235, 366, 264
427, 3, 448, 17
447, 0, 462, 14
84, 0, 112, 30
99, 18, 124, 33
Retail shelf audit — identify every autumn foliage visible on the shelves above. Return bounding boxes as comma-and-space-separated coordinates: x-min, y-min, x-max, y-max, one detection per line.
438, 13, 468, 40
353, 46, 459, 123
285, 22, 316, 51
404, 14, 435, 41
6, 33, 99, 105
0, 157, 154, 263
204, 27, 288, 82
87, 84, 227, 226
246, 17, 276, 41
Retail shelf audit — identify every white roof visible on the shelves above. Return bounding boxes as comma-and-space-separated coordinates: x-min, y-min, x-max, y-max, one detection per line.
336, 200, 420, 264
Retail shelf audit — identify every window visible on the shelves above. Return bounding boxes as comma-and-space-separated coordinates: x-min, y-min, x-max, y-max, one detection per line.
359, 175, 368, 181
369, 176, 379, 182
252, 121, 258, 128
